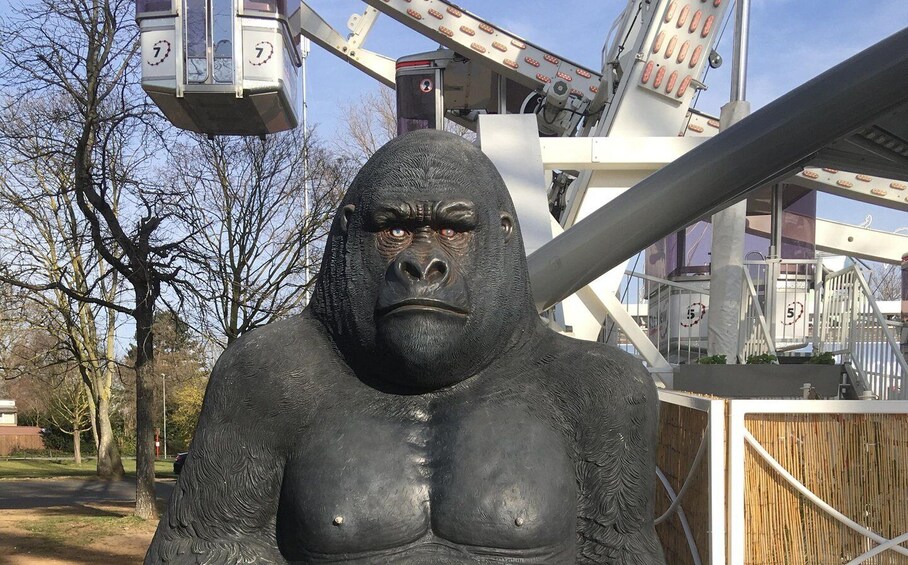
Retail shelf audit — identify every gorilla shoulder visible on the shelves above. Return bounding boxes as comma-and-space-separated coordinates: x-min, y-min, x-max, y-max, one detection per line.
540, 328, 658, 409
205, 313, 328, 413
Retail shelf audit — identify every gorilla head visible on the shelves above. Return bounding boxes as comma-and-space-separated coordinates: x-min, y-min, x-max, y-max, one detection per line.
312, 130, 538, 391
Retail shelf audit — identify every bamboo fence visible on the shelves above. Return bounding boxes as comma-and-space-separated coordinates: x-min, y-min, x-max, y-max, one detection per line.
744, 413, 908, 564
655, 399, 713, 564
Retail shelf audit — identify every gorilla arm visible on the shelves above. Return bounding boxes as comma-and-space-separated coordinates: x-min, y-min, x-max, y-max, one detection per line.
574, 349, 666, 565
145, 328, 291, 565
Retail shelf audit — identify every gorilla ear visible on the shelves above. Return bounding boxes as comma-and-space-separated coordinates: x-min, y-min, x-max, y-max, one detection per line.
340, 204, 356, 234
499, 212, 514, 244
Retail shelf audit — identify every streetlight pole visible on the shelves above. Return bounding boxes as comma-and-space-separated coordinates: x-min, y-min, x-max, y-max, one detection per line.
162, 373, 167, 460
301, 38, 311, 304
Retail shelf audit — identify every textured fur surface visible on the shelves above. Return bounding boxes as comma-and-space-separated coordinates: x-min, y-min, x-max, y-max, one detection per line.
146, 130, 665, 564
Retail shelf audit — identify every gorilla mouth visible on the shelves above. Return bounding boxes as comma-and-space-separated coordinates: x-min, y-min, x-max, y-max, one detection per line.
376, 298, 469, 319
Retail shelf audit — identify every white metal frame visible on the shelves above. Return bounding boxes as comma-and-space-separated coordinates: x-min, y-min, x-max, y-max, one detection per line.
727, 399, 908, 564
658, 390, 726, 565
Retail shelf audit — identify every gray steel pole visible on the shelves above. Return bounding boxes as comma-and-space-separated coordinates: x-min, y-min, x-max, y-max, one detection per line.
527, 28, 908, 312
706, 0, 752, 360
730, 0, 750, 102
162, 373, 167, 460
302, 38, 312, 303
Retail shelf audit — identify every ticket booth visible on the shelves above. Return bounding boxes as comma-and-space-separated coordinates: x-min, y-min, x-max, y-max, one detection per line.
136, 0, 301, 136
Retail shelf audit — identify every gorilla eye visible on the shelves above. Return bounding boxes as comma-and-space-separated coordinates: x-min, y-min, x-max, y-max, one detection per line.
439, 227, 457, 238
388, 227, 408, 238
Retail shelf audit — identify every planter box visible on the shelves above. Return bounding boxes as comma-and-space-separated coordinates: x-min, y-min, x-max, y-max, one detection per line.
675, 364, 844, 398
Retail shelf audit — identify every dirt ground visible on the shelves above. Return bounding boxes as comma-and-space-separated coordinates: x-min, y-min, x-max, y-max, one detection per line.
0, 501, 158, 565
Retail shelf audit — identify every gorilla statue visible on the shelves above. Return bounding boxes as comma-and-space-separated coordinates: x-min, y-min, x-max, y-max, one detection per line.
146, 129, 665, 564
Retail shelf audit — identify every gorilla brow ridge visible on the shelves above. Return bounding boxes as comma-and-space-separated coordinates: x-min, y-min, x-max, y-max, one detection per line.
369, 200, 477, 231
375, 149, 476, 196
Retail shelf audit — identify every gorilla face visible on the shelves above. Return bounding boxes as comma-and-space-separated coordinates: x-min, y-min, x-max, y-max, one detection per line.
312, 130, 537, 391
351, 197, 513, 387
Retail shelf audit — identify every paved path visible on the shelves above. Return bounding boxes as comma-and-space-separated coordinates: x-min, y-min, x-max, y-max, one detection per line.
0, 478, 175, 509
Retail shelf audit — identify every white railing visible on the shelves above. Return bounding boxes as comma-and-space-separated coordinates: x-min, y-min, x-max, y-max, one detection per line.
613, 271, 709, 365
616, 259, 906, 395
819, 265, 907, 399
738, 269, 776, 363
742, 259, 821, 352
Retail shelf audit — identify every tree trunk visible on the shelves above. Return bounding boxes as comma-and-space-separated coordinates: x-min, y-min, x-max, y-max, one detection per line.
96, 391, 124, 479
73, 428, 82, 466
86, 388, 99, 450
98, 294, 124, 479
134, 283, 158, 520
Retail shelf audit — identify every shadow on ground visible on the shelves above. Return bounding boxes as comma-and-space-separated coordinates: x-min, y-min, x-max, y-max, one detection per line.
0, 478, 174, 510
35, 504, 127, 519
0, 531, 150, 565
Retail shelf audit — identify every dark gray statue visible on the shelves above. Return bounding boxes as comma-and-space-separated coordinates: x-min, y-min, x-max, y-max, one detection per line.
146, 130, 665, 564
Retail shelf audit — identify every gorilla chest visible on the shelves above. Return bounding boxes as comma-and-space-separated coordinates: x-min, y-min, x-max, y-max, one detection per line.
277, 400, 577, 560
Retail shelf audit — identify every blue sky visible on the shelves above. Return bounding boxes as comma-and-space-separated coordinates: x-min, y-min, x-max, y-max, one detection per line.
304, 0, 908, 232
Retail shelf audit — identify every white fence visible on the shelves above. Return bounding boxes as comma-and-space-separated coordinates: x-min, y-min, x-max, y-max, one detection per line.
613, 271, 710, 365
743, 259, 820, 352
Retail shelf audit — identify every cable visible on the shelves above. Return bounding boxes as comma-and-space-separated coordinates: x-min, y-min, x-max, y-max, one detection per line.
692, 1, 735, 109
614, 1, 647, 60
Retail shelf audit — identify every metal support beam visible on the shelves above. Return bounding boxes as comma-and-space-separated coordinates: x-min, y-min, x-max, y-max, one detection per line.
361, 0, 602, 97
792, 168, 908, 213
538, 137, 707, 171
527, 28, 908, 311
706, 100, 751, 359
476, 114, 551, 256
293, 3, 396, 87
745, 216, 908, 265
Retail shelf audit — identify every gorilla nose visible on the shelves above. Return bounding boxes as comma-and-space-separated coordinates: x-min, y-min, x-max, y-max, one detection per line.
396, 254, 449, 285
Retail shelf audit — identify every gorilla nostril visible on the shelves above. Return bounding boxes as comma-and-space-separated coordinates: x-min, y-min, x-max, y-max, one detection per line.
401, 260, 423, 280
428, 260, 448, 280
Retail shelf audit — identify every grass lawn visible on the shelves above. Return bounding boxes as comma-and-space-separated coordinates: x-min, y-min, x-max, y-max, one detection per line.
23, 512, 149, 545
0, 458, 177, 479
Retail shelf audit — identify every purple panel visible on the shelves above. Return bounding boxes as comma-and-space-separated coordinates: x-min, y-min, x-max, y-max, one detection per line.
781, 188, 816, 260
683, 222, 712, 271
245, 0, 287, 14
137, 0, 171, 13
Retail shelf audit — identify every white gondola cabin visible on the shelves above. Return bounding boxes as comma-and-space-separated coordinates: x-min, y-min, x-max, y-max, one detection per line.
137, 0, 301, 136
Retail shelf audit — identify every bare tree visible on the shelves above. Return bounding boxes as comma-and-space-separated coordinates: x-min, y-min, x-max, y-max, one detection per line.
0, 0, 182, 519
175, 129, 350, 346
868, 262, 901, 301
49, 371, 93, 465
337, 86, 475, 164
0, 95, 126, 479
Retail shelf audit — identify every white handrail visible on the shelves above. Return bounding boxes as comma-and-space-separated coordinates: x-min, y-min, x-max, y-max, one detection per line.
739, 269, 776, 361
845, 531, 908, 564
654, 426, 709, 525
655, 467, 703, 565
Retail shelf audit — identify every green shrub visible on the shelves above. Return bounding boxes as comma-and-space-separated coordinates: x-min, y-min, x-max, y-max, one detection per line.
697, 354, 727, 365
746, 353, 778, 364
808, 351, 836, 365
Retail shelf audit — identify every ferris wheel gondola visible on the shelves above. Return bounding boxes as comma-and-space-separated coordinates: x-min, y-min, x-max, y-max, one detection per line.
137, 0, 302, 136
